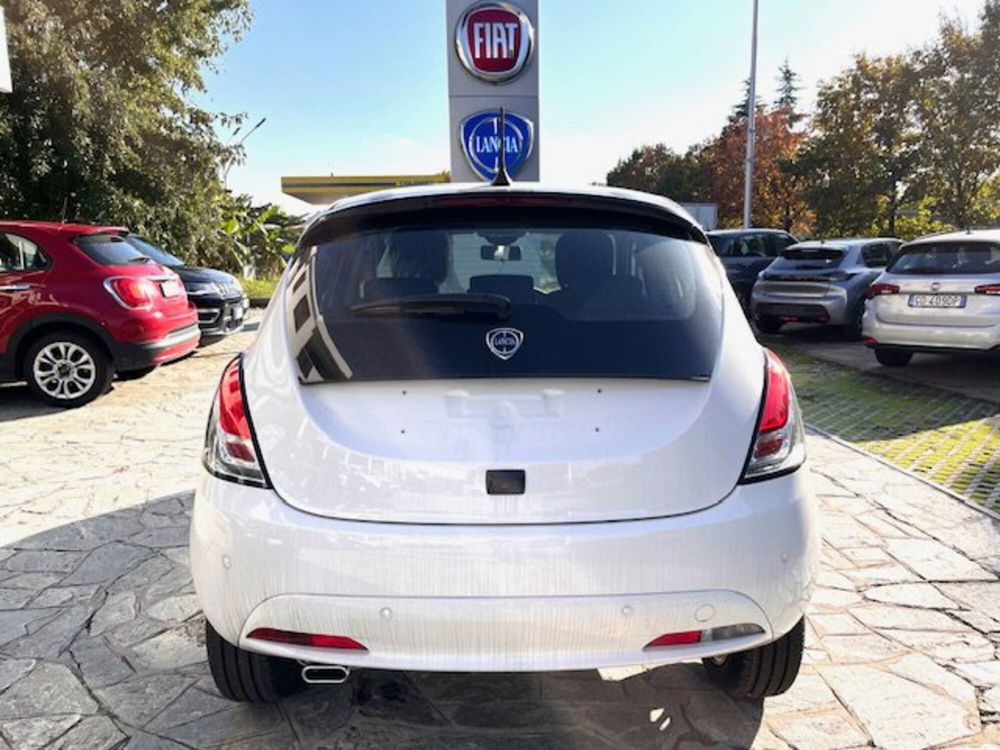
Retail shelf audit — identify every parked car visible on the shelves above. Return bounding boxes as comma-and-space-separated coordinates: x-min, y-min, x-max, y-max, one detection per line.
707, 228, 798, 311
863, 229, 1000, 367
191, 184, 817, 704
751, 238, 901, 337
0, 221, 199, 407
120, 235, 249, 341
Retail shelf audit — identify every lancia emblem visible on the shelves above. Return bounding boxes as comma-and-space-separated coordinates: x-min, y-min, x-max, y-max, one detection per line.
486, 328, 524, 360
455, 2, 534, 83
460, 109, 534, 181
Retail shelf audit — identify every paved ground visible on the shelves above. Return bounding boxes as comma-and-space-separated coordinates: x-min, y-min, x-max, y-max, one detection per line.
1, 314, 1000, 749
767, 325, 1000, 406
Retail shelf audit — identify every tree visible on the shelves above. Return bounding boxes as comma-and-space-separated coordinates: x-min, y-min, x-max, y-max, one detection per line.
800, 54, 920, 236
912, 0, 1000, 227
0, 0, 251, 262
606, 144, 708, 201
700, 108, 812, 233
729, 78, 763, 123
776, 59, 803, 122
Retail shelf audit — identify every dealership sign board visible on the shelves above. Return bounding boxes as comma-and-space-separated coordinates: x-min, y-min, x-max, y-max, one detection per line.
447, 0, 538, 182
460, 110, 534, 180
0, 7, 11, 94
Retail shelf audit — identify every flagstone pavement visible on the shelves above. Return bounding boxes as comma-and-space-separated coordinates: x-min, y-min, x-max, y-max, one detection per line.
0, 316, 998, 749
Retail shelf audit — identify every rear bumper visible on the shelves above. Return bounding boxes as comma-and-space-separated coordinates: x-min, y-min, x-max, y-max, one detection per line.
191, 469, 818, 672
751, 290, 850, 325
111, 323, 200, 370
863, 314, 1000, 352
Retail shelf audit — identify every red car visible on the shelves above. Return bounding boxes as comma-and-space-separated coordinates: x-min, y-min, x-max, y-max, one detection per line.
0, 221, 200, 407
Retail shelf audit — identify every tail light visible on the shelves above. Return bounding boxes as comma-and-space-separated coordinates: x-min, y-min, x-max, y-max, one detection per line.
974, 284, 1000, 296
203, 357, 270, 487
104, 277, 156, 309
248, 628, 367, 651
866, 283, 900, 299
741, 349, 805, 482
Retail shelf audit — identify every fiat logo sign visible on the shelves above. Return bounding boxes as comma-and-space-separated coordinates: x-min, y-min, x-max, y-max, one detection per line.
456, 2, 534, 83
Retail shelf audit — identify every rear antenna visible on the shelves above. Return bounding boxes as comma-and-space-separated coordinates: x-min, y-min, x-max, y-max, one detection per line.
491, 107, 512, 187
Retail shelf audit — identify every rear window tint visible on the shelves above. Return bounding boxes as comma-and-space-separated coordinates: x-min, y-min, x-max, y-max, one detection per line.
770, 246, 846, 271
888, 242, 1000, 275
286, 207, 723, 383
74, 234, 150, 266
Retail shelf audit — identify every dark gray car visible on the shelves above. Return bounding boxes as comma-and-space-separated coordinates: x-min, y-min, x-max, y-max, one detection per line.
707, 229, 799, 312
751, 238, 901, 337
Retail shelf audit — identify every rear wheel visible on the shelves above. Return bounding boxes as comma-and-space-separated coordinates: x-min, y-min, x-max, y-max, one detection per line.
843, 301, 865, 340
756, 317, 783, 335
702, 618, 804, 699
875, 347, 913, 368
205, 620, 305, 703
24, 332, 113, 408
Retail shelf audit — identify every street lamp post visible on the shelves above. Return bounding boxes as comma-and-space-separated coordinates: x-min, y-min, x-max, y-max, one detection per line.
742, 0, 759, 229
222, 116, 267, 189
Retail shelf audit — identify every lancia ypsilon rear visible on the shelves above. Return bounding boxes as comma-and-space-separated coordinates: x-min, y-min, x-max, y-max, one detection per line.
191, 184, 817, 703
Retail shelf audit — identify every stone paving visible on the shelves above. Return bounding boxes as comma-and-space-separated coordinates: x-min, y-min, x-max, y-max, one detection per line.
1, 315, 999, 749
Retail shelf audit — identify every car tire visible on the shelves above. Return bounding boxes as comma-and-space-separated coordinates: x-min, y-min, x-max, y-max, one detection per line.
874, 347, 913, 368
205, 620, 304, 703
24, 332, 113, 408
843, 302, 865, 340
117, 366, 157, 381
756, 317, 783, 335
702, 618, 804, 699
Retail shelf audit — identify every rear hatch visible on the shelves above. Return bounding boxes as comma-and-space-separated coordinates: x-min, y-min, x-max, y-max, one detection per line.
74, 233, 193, 322
246, 196, 763, 524
757, 245, 848, 297
874, 241, 1000, 327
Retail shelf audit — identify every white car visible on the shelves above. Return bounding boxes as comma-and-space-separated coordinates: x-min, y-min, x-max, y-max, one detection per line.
863, 229, 1000, 366
190, 183, 817, 704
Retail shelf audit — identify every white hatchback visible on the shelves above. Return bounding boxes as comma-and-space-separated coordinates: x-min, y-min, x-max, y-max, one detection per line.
190, 184, 817, 703
863, 229, 1000, 366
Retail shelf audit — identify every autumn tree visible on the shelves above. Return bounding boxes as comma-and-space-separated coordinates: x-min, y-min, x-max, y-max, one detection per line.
0, 0, 251, 264
700, 108, 812, 233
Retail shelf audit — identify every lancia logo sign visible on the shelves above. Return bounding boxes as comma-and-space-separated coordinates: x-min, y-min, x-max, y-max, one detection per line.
456, 2, 534, 83
460, 110, 534, 181
486, 328, 524, 360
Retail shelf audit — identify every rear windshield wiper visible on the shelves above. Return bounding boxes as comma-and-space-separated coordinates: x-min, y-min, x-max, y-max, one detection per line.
350, 293, 511, 320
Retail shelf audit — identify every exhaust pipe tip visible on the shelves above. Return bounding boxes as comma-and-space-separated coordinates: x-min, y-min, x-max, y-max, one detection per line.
301, 664, 351, 685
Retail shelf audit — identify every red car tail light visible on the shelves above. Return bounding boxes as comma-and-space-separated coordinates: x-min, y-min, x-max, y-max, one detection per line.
104, 277, 156, 309
203, 357, 270, 487
866, 283, 900, 299
644, 631, 702, 649
741, 349, 806, 482
974, 284, 1000, 296
248, 628, 368, 651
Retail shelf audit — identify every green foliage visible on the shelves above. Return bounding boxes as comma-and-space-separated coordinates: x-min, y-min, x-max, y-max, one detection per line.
0, 0, 251, 259
239, 276, 280, 300
213, 194, 302, 276
605, 144, 708, 201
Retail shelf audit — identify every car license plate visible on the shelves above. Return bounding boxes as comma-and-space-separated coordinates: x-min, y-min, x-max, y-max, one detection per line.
160, 280, 182, 298
908, 294, 965, 308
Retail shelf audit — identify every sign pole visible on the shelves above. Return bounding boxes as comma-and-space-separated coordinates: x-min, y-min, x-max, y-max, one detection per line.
742, 0, 759, 228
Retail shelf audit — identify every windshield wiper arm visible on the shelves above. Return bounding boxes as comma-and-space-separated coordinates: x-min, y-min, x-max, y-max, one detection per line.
350, 293, 511, 320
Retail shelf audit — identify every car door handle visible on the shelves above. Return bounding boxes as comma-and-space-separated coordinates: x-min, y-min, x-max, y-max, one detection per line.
0, 284, 31, 292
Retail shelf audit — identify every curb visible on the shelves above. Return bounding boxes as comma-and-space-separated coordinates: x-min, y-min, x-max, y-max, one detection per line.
806, 423, 1000, 523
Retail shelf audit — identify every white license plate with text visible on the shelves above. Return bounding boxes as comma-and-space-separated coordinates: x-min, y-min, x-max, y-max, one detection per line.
908, 294, 965, 308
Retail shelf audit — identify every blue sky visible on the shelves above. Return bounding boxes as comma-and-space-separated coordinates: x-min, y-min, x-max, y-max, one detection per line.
198, 0, 984, 212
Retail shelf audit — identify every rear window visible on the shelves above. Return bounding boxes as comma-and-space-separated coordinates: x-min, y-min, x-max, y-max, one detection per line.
770, 246, 846, 270
74, 234, 152, 266
286, 207, 723, 383
888, 242, 1000, 275
123, 235, 184, 267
